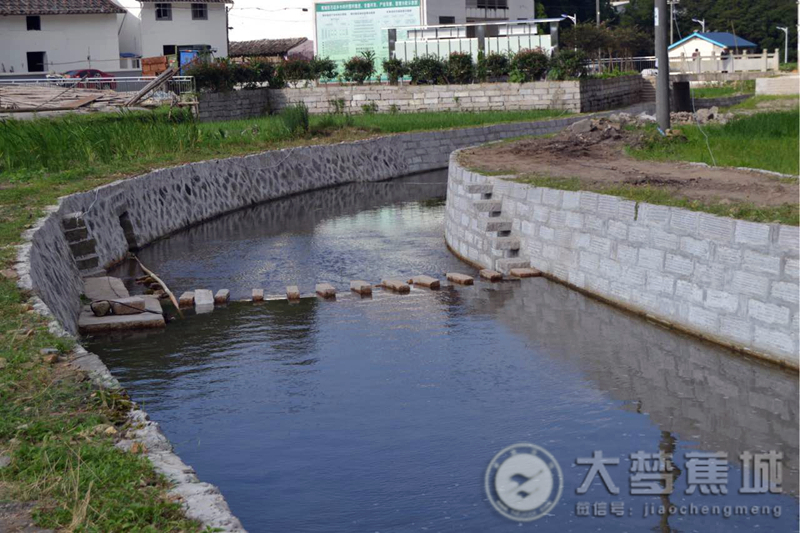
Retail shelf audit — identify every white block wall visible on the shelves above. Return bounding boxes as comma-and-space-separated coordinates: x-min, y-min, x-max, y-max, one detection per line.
446, 155, 800, 367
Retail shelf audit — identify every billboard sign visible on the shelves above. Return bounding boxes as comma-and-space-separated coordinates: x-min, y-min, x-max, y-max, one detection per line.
315, 0, 421, 77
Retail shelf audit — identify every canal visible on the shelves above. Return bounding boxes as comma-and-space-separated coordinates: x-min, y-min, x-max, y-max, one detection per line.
86, 170, 798, 532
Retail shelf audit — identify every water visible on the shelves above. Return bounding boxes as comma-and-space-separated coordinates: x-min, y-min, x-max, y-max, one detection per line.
87, 171, 799, 532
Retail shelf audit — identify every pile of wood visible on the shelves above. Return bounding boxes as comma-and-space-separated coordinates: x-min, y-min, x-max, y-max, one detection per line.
0, 84, 131, 113
142, 56, 172, 76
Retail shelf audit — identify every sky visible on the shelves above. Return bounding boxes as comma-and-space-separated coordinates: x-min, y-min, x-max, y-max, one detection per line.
226, 0, 316, 41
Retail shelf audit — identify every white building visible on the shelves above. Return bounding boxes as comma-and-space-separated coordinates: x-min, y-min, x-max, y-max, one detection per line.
421, 0, 536, 25
137, 0, 231, 59
668, 32, 757, 59
0, 0, 126, 74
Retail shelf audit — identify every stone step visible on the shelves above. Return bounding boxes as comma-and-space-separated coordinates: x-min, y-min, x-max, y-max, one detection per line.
64, 226, 89, 243
69, 238, 97, 258
491, 236, 521, 251
81, 267, 107, 279
477, 216, 512, 232
466, 184, 493, 195
75, 254, 99, 271
495, 258, 530, 274
472, 200, 503, 213
62, 212, 86, 230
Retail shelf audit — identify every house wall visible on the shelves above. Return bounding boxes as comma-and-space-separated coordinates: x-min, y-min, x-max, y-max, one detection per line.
117, 12, 142, 56
420, 0, 534, 24
139, 2, 228, 58
669, 37, 719, 59
0, 14, 121, 74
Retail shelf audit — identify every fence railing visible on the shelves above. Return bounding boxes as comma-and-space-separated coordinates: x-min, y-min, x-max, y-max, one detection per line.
668, 50, 780, 74
0, 76, 195, 94
583, 56, 657, 73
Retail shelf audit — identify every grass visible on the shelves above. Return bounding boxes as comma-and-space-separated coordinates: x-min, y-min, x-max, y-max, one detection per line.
690, 80, 755, 99
630, 110, 799, 176
0, 105, 569, 529
779, 62, 797, 72
725, 94, 799, 111
509, 174, 798, 226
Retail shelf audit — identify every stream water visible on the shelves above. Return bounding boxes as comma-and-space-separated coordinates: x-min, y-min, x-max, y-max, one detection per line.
86, 171, 798, 532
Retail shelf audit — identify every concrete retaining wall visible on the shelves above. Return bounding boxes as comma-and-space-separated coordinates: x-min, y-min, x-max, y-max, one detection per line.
196, 76, 643, 121
445, 155, 800, 368
693, 94, 751, 108
756, 76, 799, 95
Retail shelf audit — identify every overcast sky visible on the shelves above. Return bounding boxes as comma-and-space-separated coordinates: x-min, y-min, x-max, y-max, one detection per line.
227, 0, 316, 41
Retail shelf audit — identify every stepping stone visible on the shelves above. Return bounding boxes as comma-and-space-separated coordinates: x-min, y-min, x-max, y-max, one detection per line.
194, 289, 214, 310
79, 296, 165, 333
350, 280, 372, 296
510, 268, 542, 278
252, 289, 264, 302
408, 275, 440, 289
446, 273, 474, 285
286, 286, 301, 300
110, 296, 146, 316
316, 283, 336, 299
178, 292, 195, 308
84, 276, 129, 301
214, 289, 230, 304
381, 279, 410, 293
480, 269, 503, 282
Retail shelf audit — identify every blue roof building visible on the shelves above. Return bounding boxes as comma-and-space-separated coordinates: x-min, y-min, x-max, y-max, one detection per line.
669, 32, 757, 58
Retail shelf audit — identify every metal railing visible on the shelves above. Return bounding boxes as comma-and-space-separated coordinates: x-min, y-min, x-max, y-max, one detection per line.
583, 56, 657, 73
584, 50, 781, 74
0, 76, 195, 94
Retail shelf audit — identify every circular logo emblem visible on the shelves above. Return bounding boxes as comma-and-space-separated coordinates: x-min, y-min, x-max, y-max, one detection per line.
484, 443, 563, 522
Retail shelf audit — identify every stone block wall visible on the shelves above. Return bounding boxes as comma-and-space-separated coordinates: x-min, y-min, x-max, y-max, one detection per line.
756, 76, 800, 95
195, 76, 643, 121
197, 90, 271, 122
445, 156, 799, 367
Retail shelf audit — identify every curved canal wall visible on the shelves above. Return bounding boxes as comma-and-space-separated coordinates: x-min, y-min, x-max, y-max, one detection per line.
445, 155, 799, 368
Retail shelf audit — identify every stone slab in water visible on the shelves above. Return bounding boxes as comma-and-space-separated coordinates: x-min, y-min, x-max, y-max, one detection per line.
408, 275, 440, 289
480, 269, 503, 282
446, 273, 474, 285
79, 296, 164, 333
214, 289, 230, 304
84, 277, 129, 301
350, 281, 372, 296
316, 283, 336, 299
286, 286, 301, 300
510, 268, 542, 278
252, 289, 264, 302
178, 292, 194, 308
381, 279, 410, 293
194, 290, 214, 307
110, 296, 146, 315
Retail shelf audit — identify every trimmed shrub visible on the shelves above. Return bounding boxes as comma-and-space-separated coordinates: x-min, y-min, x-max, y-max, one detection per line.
187, 59, 237, 92
548, 49, 588, 80
407, 54, 447, 85
484, 52, 511, 79
382, 58, 407, 85
446, 52, 475, 84
343, 51, 376, 84
509, 48, 549, 82
278, 103, 309, 137
278, 59, 312, 83
309, 56, 337, 81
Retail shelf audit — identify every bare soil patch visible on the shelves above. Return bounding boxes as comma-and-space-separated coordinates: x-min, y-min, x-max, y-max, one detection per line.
459, 123, 798, 207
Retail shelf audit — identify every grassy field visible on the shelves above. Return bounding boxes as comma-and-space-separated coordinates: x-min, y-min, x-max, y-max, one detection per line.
690, 80, 755, 99
0, 105, 568, 529
630, 110, 799, 176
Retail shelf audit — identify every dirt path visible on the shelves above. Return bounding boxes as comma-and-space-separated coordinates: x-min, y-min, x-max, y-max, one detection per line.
460, 124, 797, 207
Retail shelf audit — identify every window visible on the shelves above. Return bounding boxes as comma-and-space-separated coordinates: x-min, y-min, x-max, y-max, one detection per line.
26, 16, 41, 31
439, 16, 456, 24
163, 45, 177, 56
191, 3, 208, 20
26, 51, 46, 72
155, 3, 172, 21
467, 0, 509, 8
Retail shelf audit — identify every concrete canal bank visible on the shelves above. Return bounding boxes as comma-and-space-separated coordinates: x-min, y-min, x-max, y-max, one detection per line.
445, 155, 799, 368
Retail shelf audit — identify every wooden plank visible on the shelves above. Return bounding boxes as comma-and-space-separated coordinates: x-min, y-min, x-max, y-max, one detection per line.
63, 94, 102, 109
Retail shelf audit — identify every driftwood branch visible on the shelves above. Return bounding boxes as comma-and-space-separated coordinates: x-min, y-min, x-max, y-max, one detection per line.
128, 253, 183, 318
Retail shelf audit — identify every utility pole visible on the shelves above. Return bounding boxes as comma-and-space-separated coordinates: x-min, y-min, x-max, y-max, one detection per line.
655, 0, 670, 130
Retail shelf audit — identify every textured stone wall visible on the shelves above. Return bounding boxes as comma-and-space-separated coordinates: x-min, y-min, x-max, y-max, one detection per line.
197, 90, 271, 122
756, 76, 800, 95
445, 155, 800, 367
195, 76, 643, 121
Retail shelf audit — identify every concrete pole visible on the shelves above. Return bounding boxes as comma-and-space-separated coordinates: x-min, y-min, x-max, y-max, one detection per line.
596, 0, 601, 27
655, 0, 671, 130
669, 1, 674, 44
